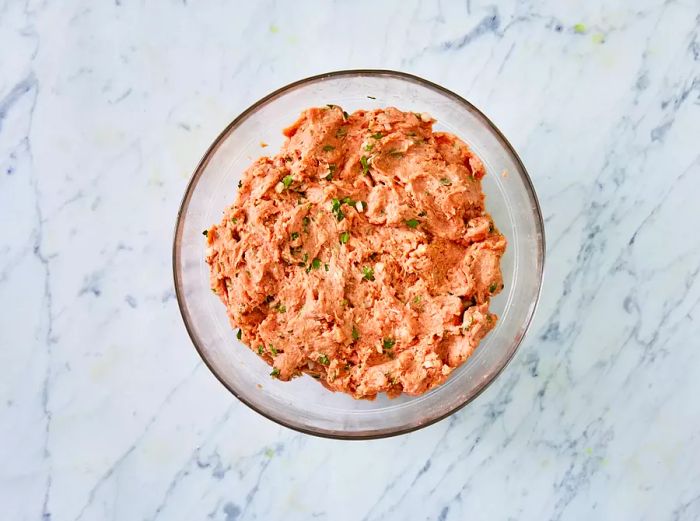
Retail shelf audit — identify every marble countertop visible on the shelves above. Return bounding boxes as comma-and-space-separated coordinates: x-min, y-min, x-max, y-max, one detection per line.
2, 1, 699, 520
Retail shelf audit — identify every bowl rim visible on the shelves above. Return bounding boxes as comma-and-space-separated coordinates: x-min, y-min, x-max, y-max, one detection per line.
172, 69, 546, 440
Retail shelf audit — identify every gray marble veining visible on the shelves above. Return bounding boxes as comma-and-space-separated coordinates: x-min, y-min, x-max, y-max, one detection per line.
1, 1, 699, 520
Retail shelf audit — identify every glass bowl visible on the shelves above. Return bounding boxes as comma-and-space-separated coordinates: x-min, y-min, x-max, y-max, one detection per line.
173, 70, 545, 439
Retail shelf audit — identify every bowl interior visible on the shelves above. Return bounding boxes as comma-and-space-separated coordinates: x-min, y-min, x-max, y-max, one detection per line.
174, 71, 544, 438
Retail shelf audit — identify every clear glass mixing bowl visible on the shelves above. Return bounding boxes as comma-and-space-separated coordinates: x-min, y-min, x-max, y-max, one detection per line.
173, 70, 545, 439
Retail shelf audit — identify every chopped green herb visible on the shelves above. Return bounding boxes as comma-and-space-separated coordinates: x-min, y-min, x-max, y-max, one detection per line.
440, 177, 452, 186
317, 354, 330, 365
362, 266, 375, 281
291, 231, 299, 241
343, 111, 349, 120
331, 198, 345, 222
258, 345, 264, 355
364, 142, 375, 152
370, 132, 383, 139
270, 345, 278, 356
489, 283, 498, 293
360, 155, 370, 175
324, 263, 329, 272
339, 231, 350, 244
367, 95, 376, 100
322, 144, 335, 152
336, 126, 348, 138
418, 210, 427, 217
231, 217, 238, 224
311, 257, 321, 270
405, 219, 419, 229
341, 196, 355, 205
282, 175, 293, 188
382, 338, 396, 350
236, 329, 242, 340
275, 303, 286, 313
202, 230, 208, 237
413, 295, 422, 304
303, 216, 310, 232
270, 367, 281, 378
302, 252, 309, 265
388, 149, 404, 157
352, 325, 360, 341
238, 180, 243, 188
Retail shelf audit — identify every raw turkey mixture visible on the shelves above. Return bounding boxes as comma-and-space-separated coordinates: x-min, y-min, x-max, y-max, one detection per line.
204, 106, 506, 399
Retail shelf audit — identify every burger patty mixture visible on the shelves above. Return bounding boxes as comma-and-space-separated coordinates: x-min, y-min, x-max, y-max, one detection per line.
204, 106, 506, 399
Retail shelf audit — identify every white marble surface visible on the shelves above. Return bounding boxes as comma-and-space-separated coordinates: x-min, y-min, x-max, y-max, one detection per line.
1, 0, 699, 519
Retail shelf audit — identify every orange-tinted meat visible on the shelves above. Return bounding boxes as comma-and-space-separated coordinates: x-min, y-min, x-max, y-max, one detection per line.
205, 106, 506, 399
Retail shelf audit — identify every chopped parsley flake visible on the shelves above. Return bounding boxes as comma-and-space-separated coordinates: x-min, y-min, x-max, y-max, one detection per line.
339, 231, 350, 244
291, 231, 299, 240
318, 354, 330, 366
362, 266, 375, 281
489, 283, 498, 293
382, 338, 396, 350
276, 303, 286, 313
364, 142, 375, 152
236, 329, 242, 340
270, 367, 280, 378
311, 257, 321, 270
258, 345, 264, 355
413, 295, 422, 304
440, 177, 452, 186
322, 144, 335, 152
270, 345, 278, 356
405, 219, 419, 229
231, 217, 238, 224
303, 216, 310, 232
302, 252, 309, 264
202, 230, 208, 237
370, 132, 383, 139
352, 325, 360, 341
282, 175, 293, 188
360, 155, 370, 175
324, 263, 329, 271
331, 198, 345, 222
325, 164, 337, 181
336, 126, 348, 138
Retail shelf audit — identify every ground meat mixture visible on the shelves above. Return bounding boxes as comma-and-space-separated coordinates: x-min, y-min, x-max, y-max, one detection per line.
204, 106, 506, 399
